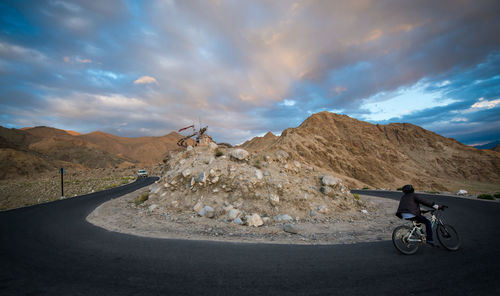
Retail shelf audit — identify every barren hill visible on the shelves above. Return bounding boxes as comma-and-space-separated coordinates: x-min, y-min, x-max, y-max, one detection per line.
241, 111, 500, 193
0, 126, 184, 179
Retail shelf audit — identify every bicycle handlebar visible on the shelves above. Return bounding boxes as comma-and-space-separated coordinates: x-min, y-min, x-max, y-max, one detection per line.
421, 205, 448, 214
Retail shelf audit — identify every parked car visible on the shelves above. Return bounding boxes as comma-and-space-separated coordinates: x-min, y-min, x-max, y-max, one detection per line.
137, 169, 148, 178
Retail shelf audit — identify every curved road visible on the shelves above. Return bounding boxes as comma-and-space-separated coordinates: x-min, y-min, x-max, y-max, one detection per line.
1, 182, 499, 295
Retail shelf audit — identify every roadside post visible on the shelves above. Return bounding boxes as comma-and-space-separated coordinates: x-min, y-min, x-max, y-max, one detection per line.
60, 168, 65, 199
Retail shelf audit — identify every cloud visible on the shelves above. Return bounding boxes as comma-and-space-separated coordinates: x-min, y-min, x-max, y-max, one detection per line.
1, 0, 500, 145
134, 76, 158, 85
469, 97, 500, 110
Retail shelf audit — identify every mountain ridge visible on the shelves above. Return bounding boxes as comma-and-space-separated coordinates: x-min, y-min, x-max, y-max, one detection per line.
240, 111, 500, 192
0, 126, 184, 179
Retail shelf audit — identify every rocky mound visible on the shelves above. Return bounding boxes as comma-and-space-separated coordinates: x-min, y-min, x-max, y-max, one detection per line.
241, 111, 500, 193
140, 144, 363, 227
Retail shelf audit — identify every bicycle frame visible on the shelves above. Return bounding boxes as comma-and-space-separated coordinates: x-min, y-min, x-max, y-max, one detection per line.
406, 209, 443, 243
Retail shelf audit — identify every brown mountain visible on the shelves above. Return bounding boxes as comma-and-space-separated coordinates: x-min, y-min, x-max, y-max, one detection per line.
0, 126, 184, 179
241, 111, 500, 193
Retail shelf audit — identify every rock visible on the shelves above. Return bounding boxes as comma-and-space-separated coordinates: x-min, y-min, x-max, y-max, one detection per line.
209, 169, 216, 177
317, 205, 328, 214
208, 142, 218, 150
148, 204, 158, 212
229, 148, 249, 161
269, 194, 280, 206
283, 224, 299, 234
275, 150, 289, 161
150, 183, 161, 194
182, 169, 191, 178
190, 177, 195, 186
198, 206, 215, 218
262, 217, 271, 225
233, 217, 243, 225
309, 210, 317, 217
264, 170, 270, 176
196, 172, 207, 184
274, 214, 293, 222
255, 169, 263, 180
193, 202, 204, 213
320, 186, 333, 195
228, 208, 241, 220
321, 175, 341, 186
361, 209, 368, 214
186, 145, 193, 151
223, 204, 233, 212
211, 175, 219, 184
247, 213, 263, 227
293, 161, 301, 168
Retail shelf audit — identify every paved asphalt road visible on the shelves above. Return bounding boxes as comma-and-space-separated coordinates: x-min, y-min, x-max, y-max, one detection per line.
1, 181, 499, 295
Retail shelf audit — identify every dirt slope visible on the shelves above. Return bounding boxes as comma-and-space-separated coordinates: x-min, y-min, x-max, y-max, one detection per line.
0, 126, 184, 179
241, 111, 500, 193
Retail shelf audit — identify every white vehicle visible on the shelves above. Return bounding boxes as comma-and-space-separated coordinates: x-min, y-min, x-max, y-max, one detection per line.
457, 189, 468, 196
137, 170, 148, 178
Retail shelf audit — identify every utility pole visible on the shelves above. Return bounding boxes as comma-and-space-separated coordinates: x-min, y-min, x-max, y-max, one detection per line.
60, 168, 65, 199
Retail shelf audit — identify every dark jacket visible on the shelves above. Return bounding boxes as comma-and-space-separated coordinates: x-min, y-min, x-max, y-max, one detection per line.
396, 192, 435, 219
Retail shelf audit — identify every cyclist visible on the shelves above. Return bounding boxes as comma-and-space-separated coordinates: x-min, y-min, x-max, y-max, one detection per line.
396, 184, 441, 246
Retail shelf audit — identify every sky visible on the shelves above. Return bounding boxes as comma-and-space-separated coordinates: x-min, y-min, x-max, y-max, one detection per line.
1, 0, 499, 146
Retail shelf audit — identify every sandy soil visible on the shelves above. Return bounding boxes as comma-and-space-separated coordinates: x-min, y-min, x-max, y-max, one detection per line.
87, 189, 402, 245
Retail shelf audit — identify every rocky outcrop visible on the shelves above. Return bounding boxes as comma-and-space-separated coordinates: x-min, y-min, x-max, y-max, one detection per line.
138, 145, 361, 229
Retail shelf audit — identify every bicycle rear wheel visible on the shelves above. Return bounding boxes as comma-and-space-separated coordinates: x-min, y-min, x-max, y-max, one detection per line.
436, 224, 460, 251
392, 226, 419, 255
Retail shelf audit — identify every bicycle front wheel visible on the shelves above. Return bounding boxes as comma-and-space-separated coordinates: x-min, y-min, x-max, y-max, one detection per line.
392, 225, 419, 255
436, 224, 460, 251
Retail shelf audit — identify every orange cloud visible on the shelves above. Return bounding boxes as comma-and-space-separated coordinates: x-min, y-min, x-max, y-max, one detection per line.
134, 76, 158, 85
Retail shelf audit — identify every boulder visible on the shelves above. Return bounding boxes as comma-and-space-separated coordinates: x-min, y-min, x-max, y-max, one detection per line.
228, 209, 241, 220
148, 204, 158, 212
182, 169, 191, 178
233, 217, 243, 225
196, 172, 207, 184
208, 142, 218, 150
269, 194, 279, 206
275, 150, 289, 161
247, 213, 264, 227
193, 202, 204, 213
320, 186, 333, 196
198, 206, 215, 218
321, 175, 341, 186
317, 205, 328, 214
150, 183, 161, 194
229, 148, 249, 161
274, 214, 293, 222
283, 224, 299, 234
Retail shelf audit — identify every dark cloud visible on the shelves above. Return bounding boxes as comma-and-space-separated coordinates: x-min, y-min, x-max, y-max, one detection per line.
1, 0, 500, 145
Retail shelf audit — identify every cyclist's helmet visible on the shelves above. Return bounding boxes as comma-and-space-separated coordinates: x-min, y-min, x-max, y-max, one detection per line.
402, 184, 414, 193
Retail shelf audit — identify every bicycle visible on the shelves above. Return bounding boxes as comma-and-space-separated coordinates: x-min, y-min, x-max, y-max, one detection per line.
392, 205, 460, 255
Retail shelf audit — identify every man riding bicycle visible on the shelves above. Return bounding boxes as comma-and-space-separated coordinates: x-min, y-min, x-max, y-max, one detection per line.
396, 185, 441, 246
